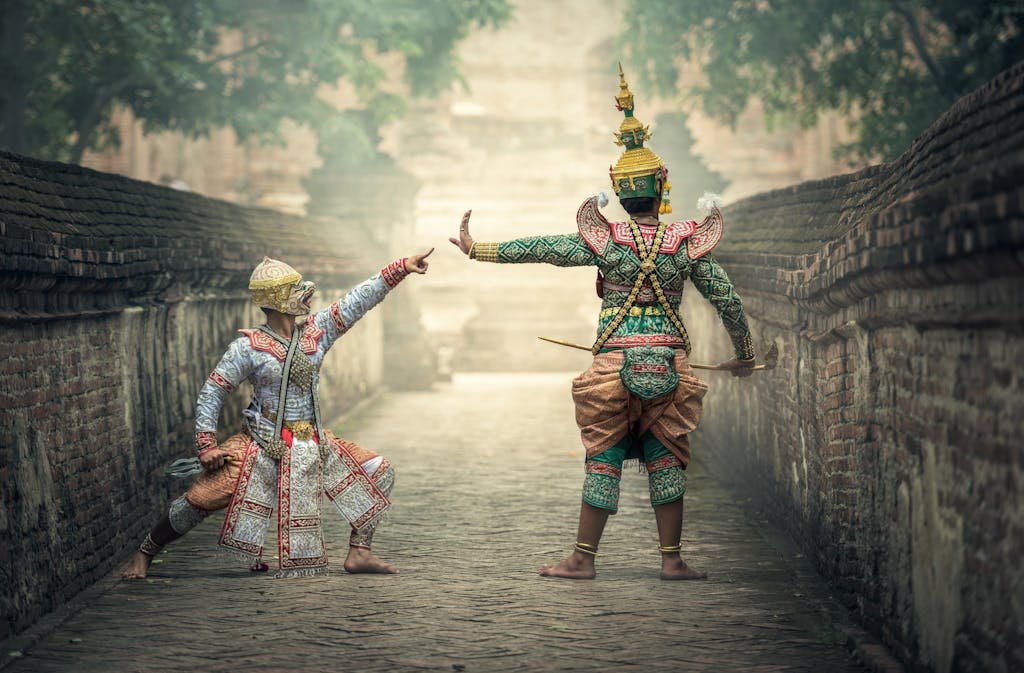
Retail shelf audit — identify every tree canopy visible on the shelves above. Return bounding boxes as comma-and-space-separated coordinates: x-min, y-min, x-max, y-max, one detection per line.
0, 0, 510, 164
622, 1, 1023, 161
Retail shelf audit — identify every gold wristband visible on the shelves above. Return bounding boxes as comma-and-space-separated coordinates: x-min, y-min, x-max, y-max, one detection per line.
738, 334, 756, 361
469, 242, 499, 263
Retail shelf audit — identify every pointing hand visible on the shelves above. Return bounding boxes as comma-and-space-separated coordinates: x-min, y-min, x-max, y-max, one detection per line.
406, 247, 434, 274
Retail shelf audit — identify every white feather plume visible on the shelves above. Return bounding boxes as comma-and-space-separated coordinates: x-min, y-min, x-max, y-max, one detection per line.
696, 192, 722, 215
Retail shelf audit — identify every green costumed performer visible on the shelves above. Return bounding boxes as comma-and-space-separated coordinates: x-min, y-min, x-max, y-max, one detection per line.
450, 65, 757, 579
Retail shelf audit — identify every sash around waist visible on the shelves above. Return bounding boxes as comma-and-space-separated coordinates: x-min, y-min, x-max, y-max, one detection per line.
599, 333, 689, 351
602, 279, 682, 296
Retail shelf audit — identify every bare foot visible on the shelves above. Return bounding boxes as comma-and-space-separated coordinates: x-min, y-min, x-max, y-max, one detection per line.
660, 554, 707, 580
343, 546, 399, 574
121, 552, 154, 580
538, 551, 596, 579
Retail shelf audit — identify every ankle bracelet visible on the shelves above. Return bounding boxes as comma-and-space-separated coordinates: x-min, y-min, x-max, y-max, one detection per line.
139, 533, 163, 557
349, 543, 372, 550
658, 545, 681, 554
574, 542, 598, 556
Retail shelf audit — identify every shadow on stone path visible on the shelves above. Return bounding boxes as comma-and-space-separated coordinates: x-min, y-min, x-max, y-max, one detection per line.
3, 373, 865, 672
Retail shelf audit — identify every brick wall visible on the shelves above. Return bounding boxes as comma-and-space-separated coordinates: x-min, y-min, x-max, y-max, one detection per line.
683, 64, 1024, 673
0, 153, 397, 638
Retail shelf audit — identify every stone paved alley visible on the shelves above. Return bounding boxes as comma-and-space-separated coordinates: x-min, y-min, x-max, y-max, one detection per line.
3, 373, 869, 672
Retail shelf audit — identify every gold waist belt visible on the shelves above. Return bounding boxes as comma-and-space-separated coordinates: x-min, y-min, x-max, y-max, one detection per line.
600, 305, 666, 319
262, 410, 316, 440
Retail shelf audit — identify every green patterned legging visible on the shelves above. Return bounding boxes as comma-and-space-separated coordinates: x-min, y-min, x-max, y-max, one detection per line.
582, 431, 687, 514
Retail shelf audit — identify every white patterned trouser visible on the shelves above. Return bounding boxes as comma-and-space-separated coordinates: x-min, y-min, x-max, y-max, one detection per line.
349, 458, 395, 548
166, 457, 395, 545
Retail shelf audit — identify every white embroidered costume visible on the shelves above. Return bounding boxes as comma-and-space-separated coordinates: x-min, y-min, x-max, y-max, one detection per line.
163, 259, 410, 575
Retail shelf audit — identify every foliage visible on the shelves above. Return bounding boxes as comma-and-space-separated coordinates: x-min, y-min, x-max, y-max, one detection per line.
652, 112, 729, 208
621, 1, 1023, 161
0, 0, 510, 164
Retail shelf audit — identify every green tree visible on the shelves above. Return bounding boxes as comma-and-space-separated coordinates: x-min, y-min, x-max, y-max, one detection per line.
0, 0, 510, 164
621, 1, 1023, 161
653, 111, 729, 208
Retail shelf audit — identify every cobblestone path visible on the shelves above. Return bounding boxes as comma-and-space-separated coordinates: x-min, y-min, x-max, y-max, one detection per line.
4, 373, 866, 672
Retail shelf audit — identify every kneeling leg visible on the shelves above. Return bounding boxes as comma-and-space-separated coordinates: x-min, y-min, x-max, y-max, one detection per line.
122, 450, 240, 580
345, 455, 399, 574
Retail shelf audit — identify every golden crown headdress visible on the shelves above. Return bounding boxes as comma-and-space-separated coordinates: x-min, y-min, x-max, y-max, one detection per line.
609, 64, 671, 213
248, 256, 302, 310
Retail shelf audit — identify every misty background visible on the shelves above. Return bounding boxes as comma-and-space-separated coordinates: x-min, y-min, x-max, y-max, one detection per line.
1, 0, 1020, 371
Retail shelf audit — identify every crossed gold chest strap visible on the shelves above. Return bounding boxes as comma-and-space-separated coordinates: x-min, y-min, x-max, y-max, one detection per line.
590, 219, 690, 355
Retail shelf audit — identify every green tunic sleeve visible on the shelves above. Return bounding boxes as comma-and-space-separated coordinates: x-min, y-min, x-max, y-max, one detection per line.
689, 254, 755, 361
471, 233, 598, 267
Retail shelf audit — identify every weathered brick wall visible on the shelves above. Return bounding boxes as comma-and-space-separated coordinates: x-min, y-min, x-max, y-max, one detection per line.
0, 153, 393, 639
683, 64, 1024, 673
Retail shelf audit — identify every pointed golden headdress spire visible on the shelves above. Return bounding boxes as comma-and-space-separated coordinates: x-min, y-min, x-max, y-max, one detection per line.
614, 62, 634, 113
608, 64, 671, 212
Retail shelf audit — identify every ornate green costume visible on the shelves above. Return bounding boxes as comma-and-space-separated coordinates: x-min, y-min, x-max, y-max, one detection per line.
471, 214, 754, 359
471, 195, 754, 512
462, 67, 753, 528
468, 66, 755, 516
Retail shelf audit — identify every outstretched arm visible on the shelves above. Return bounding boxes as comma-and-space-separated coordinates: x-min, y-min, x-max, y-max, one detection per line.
689, 255, 756, 377
450, 210, 597, 267
313, 249, 433, 351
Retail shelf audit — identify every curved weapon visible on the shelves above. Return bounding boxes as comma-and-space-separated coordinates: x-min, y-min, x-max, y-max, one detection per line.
165, 456, 232, 478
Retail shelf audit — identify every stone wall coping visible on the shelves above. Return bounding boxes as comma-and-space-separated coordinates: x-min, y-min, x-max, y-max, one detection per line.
0, 151, 377, 318
714, 63, 1024, 313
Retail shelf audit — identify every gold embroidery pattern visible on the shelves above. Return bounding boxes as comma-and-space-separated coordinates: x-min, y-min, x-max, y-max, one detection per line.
599, 305, 665, 319
288, 351, 316, 392
469, 242, 500, 263
738, 334, 756, 361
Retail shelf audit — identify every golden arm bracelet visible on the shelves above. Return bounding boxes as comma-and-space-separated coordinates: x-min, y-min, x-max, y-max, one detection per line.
469, 242, 500, 263
737, 334, 756, 362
